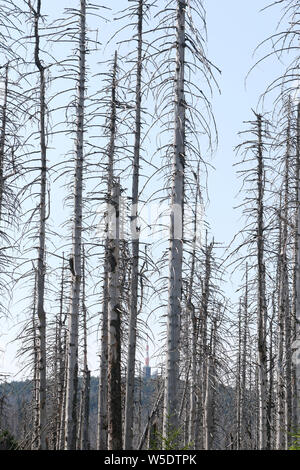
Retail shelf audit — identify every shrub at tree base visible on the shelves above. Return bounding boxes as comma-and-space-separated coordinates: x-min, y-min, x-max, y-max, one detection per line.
0, 430, 18, 450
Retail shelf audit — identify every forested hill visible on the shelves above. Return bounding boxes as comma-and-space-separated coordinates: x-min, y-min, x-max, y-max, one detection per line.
0, 376, 157, 449
0, 377, 238, 450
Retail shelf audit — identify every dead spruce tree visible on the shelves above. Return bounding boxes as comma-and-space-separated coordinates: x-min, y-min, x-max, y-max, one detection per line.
64, 0, 86, 450
26, 0, 48, 449
233, 113, 272, 449
92, 51, 128, 451
124, 0, 144, 450
252, 0, 300, 442
77, 246, 90, 450
255, 114, 269, 450
95, 51, 119, 451
107, 179, 122, 450
0, 2, 24, 322
295, 100, 300, 432
271, 97, 295, 449
148, 0, 218, 445
0, 63, 22, 305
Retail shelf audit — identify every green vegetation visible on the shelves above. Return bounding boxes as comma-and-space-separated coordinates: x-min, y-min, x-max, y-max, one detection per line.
0, 430, 18, 450
289, 432, 300, 450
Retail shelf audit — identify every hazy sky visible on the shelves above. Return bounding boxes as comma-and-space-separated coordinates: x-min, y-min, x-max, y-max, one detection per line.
0, 0, 290, 379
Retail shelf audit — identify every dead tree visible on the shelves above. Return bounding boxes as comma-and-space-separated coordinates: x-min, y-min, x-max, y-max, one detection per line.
26, 0, 48, 449
77, 247, 90, 450
233, 113, 272, 449
163, 0, 186, 442
148, 0, 218, 445
97, 51, 118, 451
295, 101, 300, 431
255, 114, 268, 449
64, 0, 86, 450
107, 181, 122, 450
124, 0, 144, 450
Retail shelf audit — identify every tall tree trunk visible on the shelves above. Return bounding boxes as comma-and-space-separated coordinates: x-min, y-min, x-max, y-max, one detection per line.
107, 181, 122, 450
187, 168, 200, 449
30, 0, 48, 449
295, 101, 300, 431
58, 330, 68, 450
77, 248, 90, 450
200, 239, 213, 448
64, 0, 86, 450
276, 202, 286, 449
267, 295, 275, 450
124, 0, 143, 450
283, 101, 292, 449
97, 278, 108, 449
204, 323, 216, 450
235, 302, 242, 450
164, 1, 185, 443
256, 114, 268, 450
241, 264, 249, 449
31, 270, 39, 449
55, 255, 66, 450
0, 63, 8, 220
97, 51, 118, 451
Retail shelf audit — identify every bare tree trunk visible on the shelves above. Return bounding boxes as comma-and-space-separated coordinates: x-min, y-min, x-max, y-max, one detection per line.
58, 330, 68, 450
31, 270, 39, 450
29, 0, 48, 449
187, 168, 200, 449
267, 295, 275, 450
124, 0, 143, 450
77, 249, 90, 450
295, 101, 300, 431
163, 0, 185, 444
276, 203, 286, 449
204, 327, 215, 450
241, 264, 249, 449
188, 314, 197, 448
138, 386, 164, 450
65, 0, 86, 450
107, 182, 122, 450
97, 51, 118, 451
235, 302, 242, 450
97, 278, 108, 449
0, 63, 8, 219
256, 114, 268, 450
55, 256, 66, 450
283, 103, 292, 449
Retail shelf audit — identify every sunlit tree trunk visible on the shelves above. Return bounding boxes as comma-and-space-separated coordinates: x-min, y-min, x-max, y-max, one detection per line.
164, 1, 186, 444
256, 114, 268, 450
65, 0, 86, 450
124, 0, 143, 450
77, 248, 90, 450
0, 63, 8, 219
295, 102, 300, 431
97, 51, 118, 451
29, 0, 48, 449
276, 202, 286, 450
107, 181, 122, 450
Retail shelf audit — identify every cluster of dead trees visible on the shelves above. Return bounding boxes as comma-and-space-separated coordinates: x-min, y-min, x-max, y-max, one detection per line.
0, 0, 299, 451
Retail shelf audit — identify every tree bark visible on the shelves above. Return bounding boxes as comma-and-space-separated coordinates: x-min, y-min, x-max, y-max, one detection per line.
163, 0, 186, 445
30, 0, 48, 449
64, 0, 86, 450
256, 114, 268, 450
107, 182, 122, 450
124, 0, 143, 450
295, 102, 300, 431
